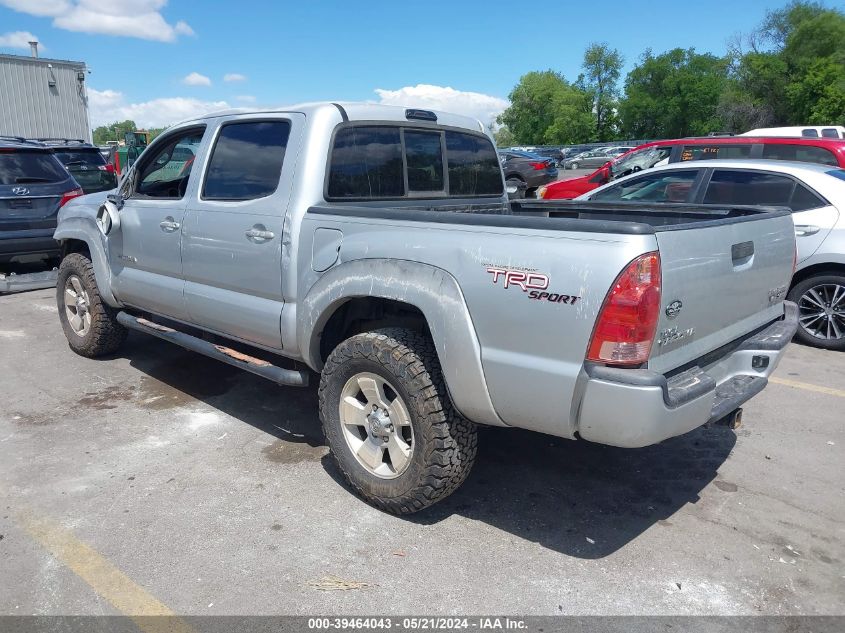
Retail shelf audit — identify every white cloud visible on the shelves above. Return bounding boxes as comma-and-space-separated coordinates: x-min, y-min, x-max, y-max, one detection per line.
0, 0, 69, 17
0, 0, 195, 42
88, 87, 230, 128
224, 73, 246, 82
174, 20, 193, 36
235, 95, 256, 103
182, 72, 211, 87
374, 84, 509, 127
0, 30, 44, 50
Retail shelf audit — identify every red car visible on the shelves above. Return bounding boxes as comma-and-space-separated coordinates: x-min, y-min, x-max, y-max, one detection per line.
537, 136, 845, 199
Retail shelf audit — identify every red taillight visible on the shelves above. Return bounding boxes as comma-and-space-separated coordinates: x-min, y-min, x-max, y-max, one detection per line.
98, 163, 115, 174
587, 252, 662, 366
529, 161, 548, 170
59, 187, 84, 207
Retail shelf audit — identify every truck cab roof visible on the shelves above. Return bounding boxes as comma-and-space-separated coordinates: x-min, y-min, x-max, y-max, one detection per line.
173, 102, 487, 134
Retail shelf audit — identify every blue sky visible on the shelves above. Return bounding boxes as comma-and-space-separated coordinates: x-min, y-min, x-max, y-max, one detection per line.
0, 0, 830, 129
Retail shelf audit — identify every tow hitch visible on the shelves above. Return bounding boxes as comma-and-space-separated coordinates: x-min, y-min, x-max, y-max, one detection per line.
715, 407, 744, 430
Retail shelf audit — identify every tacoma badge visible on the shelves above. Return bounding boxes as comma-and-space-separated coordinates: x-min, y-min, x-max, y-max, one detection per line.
665, 300, 683, 319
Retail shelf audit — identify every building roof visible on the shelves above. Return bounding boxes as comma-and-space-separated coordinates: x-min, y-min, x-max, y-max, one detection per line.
0, 53, 86, 68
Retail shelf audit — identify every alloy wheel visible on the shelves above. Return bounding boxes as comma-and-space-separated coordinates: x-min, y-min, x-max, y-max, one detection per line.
339, 372, 414, 479
798, 283, 845, 341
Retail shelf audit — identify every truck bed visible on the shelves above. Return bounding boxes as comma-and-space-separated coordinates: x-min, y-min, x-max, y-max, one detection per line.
511, 199, 793, 229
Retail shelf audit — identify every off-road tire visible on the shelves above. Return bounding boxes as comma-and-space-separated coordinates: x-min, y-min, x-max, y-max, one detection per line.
319, 328, 477, 514
56, 253, 127, 357
787, 274, 845, 351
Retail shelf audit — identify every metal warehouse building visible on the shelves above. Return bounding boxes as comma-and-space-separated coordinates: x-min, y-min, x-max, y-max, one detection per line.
0, 46, 91, 142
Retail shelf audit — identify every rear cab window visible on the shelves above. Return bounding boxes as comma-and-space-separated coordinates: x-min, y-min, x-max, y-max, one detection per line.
0, 150, 69, 185
327, 124, 503, 200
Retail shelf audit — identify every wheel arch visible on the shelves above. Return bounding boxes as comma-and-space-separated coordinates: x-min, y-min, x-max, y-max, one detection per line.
54, 221, 121, 307
298, 258, 505, 427
791, 261, 845, 288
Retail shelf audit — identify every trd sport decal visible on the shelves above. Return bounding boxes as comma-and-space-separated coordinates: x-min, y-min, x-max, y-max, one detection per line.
485, 266, 580, 305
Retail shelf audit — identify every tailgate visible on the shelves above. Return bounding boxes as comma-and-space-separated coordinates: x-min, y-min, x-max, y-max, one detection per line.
648, 211, 795, 373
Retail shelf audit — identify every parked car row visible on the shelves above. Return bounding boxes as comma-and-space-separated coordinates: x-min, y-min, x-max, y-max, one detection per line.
539, 135, 845, 199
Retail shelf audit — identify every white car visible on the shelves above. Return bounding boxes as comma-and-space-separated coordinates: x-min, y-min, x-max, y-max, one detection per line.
579, 159, 845, 350
741, 126, 845, 140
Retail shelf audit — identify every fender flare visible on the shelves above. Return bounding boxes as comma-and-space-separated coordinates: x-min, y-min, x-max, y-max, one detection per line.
298, 258, 506, 427
53, 218, 122, 307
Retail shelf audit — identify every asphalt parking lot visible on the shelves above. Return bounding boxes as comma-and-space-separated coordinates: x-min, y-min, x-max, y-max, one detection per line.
1, 288, 843, 616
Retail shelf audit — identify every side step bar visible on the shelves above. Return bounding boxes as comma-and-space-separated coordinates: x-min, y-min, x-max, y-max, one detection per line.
116, 312, 309, 387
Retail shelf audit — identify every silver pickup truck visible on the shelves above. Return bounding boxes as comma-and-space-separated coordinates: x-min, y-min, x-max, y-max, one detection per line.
53, 103, 798, 513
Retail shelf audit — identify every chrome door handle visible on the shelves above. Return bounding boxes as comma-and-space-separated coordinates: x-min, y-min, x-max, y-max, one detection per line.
795, 225, 820, 237
245, 228, 275, 240
159, 218, 181, 232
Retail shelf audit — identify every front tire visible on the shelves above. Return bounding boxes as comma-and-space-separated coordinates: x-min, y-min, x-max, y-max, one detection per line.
569, 162, 579, 170
318, 328, 477, 514
57, 253, 127, 357
787, 273, 845, 351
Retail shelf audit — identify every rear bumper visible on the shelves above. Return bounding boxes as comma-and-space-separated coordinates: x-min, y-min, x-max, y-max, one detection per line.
576, 302, 798, 448
0, 229, 60, 261
525, 171, 558, 188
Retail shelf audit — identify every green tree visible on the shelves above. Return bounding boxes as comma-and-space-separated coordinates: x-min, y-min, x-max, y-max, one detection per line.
492, 125, 517, 147
581, 43, 623, 141
619, 48, 731, 138
92, 120, 138, 145
497, 70, 594, 145
92, 121, 167, 145
731, 1, 845, 127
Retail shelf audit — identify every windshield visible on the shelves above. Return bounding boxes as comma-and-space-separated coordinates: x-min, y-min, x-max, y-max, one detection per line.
0, 150, 69, 185
610, 146, 672, 178
826, 169, 845, 182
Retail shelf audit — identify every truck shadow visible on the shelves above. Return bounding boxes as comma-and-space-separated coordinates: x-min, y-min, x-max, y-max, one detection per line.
405, 424, 737, 558
119, 333, 736, 559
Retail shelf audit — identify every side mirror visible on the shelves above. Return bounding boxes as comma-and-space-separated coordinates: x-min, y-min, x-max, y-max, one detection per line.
96, 199, 121, 236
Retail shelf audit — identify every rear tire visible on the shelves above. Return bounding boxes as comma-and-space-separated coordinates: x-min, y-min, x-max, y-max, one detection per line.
318, 328, 477, 514
56, 253, 127, 357
787, 273, 845, 351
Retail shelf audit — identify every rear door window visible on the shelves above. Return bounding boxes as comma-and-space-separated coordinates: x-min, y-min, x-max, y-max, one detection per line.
445, 131, 503, 196
404, 130, 444, 193
760, 144, 838, 167
203, 121, 291, 201
680, 145, 753, 161
703, 170, 795, 207
327, 127, 404, 198
789, 183, 827, 211
0, 150, 68, 185
591, 170, 699, 202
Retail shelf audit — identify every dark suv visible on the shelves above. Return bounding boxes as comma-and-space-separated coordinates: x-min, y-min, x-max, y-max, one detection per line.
0, 137, 83, 264
36, 139, 118, 194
